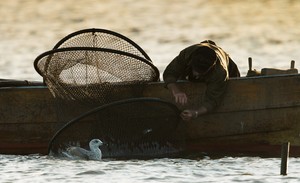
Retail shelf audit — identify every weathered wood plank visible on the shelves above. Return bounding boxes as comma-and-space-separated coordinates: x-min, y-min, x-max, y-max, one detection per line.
1, 74, 300, 156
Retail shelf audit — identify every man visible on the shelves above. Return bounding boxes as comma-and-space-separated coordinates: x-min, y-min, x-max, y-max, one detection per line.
163, 40, 240, 121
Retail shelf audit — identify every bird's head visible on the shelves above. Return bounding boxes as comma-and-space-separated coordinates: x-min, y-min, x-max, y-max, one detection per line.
89, 139, 103, 148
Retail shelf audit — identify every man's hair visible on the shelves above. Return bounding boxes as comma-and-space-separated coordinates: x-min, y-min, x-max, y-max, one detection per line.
191, 46, 217, 73
200, 40, 216, 45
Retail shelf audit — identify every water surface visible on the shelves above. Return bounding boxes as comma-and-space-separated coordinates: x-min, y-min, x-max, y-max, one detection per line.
1, 154, 299, 183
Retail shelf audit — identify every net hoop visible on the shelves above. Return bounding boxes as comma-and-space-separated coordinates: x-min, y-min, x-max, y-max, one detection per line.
53, 28, 152, 61
47, 97, 182, 158
34, 47, 159, 80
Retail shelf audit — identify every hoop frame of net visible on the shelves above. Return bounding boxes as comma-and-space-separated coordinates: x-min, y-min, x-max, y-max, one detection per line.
52, 28, 152, 61
47, 97, 182, 159
33, 28, 160, 104
34, 47, 160, 103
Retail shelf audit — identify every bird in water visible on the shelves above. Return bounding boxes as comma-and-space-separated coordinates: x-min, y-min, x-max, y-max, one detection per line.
62, 139, 103, 160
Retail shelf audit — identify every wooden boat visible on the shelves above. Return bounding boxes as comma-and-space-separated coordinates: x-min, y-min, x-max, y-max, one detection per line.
2, 70, 300, 157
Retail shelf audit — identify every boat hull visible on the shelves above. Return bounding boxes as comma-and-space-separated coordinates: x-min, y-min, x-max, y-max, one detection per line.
1, 74, 300, 157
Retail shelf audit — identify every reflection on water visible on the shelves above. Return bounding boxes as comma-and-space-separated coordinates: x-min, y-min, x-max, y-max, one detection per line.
0, 0, 300, 80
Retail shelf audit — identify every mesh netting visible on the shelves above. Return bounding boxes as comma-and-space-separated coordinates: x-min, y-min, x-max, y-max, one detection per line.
34, 47, 159, 104
34, 29, 159, 104
48, 98, 183, 159
53, 28, 152, 61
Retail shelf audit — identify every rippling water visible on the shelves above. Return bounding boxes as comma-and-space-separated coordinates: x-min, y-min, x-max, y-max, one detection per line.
1, 0, 300, 182
0, 0, 300, 80
1, 154, 299, 183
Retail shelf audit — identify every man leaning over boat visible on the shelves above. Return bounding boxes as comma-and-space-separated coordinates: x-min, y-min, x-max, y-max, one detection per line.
163, 40, 240, 121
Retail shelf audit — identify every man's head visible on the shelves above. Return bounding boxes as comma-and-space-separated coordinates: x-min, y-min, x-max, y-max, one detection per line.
190, 46, 217, 75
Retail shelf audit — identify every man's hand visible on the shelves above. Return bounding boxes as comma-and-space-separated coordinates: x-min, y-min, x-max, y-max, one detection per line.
180, 109, 197, 121
167, 83, 187, 105
173, 91, 187, 105
180, 107, 207, 121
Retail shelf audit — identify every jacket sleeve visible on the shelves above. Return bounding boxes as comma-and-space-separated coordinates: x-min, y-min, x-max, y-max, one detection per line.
163, 51, 187, 85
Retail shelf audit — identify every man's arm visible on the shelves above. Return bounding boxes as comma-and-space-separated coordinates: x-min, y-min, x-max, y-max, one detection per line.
166, 83, 187, 105
163, 51, 189, 105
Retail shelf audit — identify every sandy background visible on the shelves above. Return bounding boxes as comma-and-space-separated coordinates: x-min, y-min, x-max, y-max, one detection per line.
0, 0, 300, 80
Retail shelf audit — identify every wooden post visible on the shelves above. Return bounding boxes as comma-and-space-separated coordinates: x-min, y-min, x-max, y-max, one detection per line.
248, 57, 252, 71
280, 142, 290, 175
290, 60, 295, 69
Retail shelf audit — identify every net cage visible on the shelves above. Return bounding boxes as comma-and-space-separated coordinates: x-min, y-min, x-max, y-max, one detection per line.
34, 28, 159, 104
48, 98, 184, 159
53, 28, 152, 61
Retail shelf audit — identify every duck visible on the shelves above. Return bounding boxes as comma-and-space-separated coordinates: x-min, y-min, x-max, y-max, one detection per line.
62, 139, 103, 160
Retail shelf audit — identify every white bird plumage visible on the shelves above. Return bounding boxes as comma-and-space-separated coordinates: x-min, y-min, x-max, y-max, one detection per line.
62, 139, 103, 160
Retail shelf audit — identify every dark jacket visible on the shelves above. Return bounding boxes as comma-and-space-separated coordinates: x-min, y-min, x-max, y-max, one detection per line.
163, 42, 240, 112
